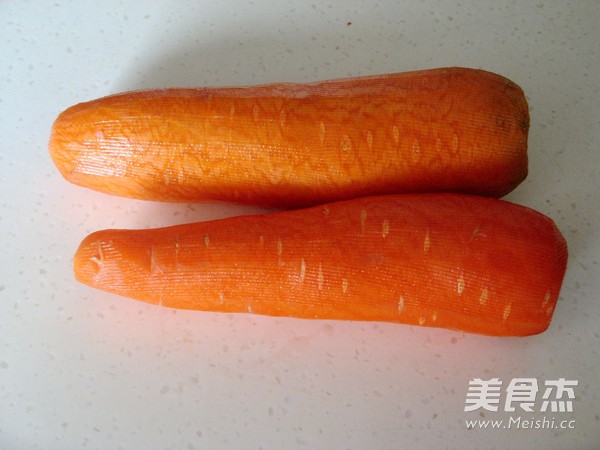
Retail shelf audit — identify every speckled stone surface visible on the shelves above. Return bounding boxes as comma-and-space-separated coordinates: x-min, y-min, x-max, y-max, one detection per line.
1, 1, 598, 449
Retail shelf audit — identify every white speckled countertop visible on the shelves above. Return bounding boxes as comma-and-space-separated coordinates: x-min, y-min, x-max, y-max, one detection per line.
1, 1, 599, 449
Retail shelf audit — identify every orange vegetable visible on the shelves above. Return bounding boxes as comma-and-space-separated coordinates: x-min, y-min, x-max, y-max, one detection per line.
50, 67, 529, 208
74, 194, 567, 336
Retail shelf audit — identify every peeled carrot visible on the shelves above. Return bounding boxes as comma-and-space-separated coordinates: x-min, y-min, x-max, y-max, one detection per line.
50, 67, 529, 208
74, 194, 567, 336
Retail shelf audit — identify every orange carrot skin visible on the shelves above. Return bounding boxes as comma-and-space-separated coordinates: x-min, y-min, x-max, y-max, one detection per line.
50, 67, 529, 208
74, 194, 567, 336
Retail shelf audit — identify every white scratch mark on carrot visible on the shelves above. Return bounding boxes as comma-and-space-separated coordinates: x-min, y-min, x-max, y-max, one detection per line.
90, 243, 104, 270
424, 228, 431, 253
340, 134, 352, 152
432, 312, 438, 322
219, 292, 225, 304
177, 165, 184, 184
502, 303, 512, 321
393, 125, 400, 144
318, 263, 324, 291
457, 273, 465, 295
342, 278, 349, 294
480, 288, 489, 305
204, 235, 210, 248
411, 138, 421, 162
382, 220, 390, 238
542, 290, 551, 307
247, 305, 253, 313
229, 104, 235, 116
418, 317, 426, 325
360, 209, 367, 235
451, 133, 459, 153
546, 305, 555, 316
470, 225, 487, 241
322, 206, 330, 217
277, 238, 284, 266
174, 236, 181, 269
398, 296, 405, 314
300, 258, 306, 283
366, 130, 373, 150
150, 246, 163, 274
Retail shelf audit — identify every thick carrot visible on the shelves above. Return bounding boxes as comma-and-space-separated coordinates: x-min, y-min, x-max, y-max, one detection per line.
50, 67, 529, 208
73, 194, 566, 336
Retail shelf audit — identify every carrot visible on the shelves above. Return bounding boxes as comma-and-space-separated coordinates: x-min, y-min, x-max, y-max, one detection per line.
73, 194, 567, 336
50, 67, 529, 208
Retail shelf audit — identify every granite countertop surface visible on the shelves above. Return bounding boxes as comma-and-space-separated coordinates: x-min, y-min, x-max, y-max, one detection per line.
1, 1, 598, 449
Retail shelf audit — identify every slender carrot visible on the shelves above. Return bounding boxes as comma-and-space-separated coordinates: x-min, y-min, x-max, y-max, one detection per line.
50, 67, 529, 208
73, 194, 567, 336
